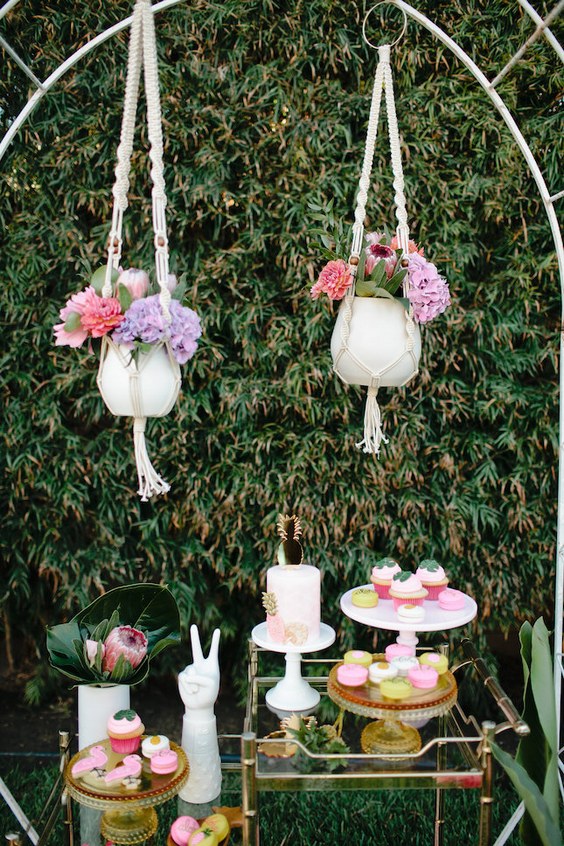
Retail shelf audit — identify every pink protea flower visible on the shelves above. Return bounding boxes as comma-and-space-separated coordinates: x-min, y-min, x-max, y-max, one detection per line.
102, 626, 148, 673
407, 253, 451, 323
80, 287, 125, 338
53, 287, 95, 348
117, 268, 150, 300
310, 259, 352, 301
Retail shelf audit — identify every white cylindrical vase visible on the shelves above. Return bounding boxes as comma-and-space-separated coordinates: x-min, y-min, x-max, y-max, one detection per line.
77, 684, 130, 751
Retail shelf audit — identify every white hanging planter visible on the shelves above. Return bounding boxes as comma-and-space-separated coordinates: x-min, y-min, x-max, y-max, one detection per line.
97, 338, 181, 418
77, 683, 130, 751
331, 295, 421, 388
97, 337, 182, 501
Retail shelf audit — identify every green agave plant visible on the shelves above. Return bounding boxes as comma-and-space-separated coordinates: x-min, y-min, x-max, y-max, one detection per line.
46, 583, 180, 686
492, 618, 561, 846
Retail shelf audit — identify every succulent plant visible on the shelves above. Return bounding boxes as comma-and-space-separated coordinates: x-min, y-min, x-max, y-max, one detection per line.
276, 513, 303, 567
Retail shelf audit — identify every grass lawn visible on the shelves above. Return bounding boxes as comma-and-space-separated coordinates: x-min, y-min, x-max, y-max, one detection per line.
0, 763, 527, 845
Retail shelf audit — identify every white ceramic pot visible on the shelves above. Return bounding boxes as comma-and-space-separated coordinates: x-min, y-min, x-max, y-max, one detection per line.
77, 683, 130, 750
97, 338, 181, 418
331, 295, 421, 388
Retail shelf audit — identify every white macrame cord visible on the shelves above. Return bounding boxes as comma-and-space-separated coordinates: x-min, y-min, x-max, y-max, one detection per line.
333, 43, 419, 456
98, 0, 178, 500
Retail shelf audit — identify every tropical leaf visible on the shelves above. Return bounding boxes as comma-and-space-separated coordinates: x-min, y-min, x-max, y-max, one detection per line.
492, 744, 561, 846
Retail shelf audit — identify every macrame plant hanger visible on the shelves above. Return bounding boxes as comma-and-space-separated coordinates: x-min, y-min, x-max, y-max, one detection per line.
334, 17, 418, 456
96, 0, 180, 501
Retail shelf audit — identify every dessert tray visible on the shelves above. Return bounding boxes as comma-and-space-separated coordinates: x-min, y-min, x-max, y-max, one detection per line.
327, 658, 458, 722
65, 738, 188, 844
341, 586, 478, 648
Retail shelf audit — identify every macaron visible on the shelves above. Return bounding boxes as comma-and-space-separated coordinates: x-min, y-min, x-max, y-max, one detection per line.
408, 664, 439, 689
380, 677, 413, 700
368, 661, 398, 685
390, 655, 420, 677
419, 652, 449, 674
344, 649, 373, 668
352, 588, 379, 608
438, 588, 465, 611
150, 748, 178, 775
396, 603, 426, 623
385, 643, 415, 662
170, 816, 201, 846
336, 663, 369, 687
142, 734, 170, 758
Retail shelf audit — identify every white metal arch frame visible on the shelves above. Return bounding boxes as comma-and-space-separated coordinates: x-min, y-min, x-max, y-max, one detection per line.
0, 0, 563, 836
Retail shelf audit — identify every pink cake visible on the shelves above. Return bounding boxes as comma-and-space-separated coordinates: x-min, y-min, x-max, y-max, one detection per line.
385, 643, 415, 662
264, 564, 320, 647
170, 817, 200, 846
337, 663, 369, 687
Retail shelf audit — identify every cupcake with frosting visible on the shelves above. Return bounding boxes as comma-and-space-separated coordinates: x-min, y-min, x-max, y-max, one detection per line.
388, 571, 428, 610
416, 559, 449, 600
370, 558, 401, 599
107, 709, 144, 754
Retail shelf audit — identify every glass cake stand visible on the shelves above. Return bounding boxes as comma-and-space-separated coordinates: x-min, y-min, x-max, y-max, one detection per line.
65, 738, 189, 844
337, 587, 478, 754
251, 622, 336, 713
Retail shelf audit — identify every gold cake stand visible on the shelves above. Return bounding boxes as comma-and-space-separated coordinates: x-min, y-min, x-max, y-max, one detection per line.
65, 738, 189, 844
327, 658, 458, 755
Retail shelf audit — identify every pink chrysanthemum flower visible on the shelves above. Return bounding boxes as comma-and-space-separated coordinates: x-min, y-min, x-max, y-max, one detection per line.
310, 259, 352, 301
53, 286, 95, 348
102, 626, 148, 673
80, 286, 124, 338
407, 253, 451, 323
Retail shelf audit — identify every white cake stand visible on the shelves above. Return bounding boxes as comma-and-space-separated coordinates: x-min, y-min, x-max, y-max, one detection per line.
340, 585, 478, 648
252, 622, 336, 712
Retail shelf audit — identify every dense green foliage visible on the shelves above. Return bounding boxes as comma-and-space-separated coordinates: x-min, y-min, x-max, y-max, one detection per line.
0, 1, 562, 686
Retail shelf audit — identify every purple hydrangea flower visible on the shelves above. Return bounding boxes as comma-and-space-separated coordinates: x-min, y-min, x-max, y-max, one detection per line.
112, 294, 201, 364
168, 299, 202, 364
407, 253, 451, 324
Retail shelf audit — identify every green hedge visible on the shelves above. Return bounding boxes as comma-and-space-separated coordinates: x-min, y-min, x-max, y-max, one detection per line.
0, 1, 562, 686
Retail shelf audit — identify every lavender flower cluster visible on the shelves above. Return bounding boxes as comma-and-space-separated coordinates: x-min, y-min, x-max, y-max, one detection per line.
406, 254, 451, 324
113, 295, 202, 364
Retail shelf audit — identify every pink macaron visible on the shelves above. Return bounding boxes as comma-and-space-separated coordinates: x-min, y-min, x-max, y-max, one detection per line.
408, 664, 439, 689
336, 663, 369, 687
438, 588, 465, 611
170, 816, 200, 846
385, 643, 416, 662
150, 748, 178, 775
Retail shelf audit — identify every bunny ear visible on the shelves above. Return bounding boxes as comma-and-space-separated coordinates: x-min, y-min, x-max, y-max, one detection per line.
189, 624, 204, 664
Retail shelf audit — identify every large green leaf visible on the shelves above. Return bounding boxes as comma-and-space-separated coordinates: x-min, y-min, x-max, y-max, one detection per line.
492, 744, 561, 846
46, 584, 180, 685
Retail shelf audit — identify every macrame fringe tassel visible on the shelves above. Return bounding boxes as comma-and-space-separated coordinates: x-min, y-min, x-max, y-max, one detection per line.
355, 386, 389, 456
133, 417, 170, 501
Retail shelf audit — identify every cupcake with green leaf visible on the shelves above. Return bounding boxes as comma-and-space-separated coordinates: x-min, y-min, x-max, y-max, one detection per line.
388, 571, 428, 610
370, 557, 401, 599
415, 559, 449, 600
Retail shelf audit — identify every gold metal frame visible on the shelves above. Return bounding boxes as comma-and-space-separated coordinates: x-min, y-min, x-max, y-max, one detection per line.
239, 638, 529, 846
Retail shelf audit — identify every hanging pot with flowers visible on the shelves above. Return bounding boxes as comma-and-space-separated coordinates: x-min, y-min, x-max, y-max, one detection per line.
53, 0, 201, 500
310, 38, 450, 456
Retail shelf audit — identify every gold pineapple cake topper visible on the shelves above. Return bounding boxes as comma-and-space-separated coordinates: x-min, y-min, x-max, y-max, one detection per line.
277, 513, 303, 568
